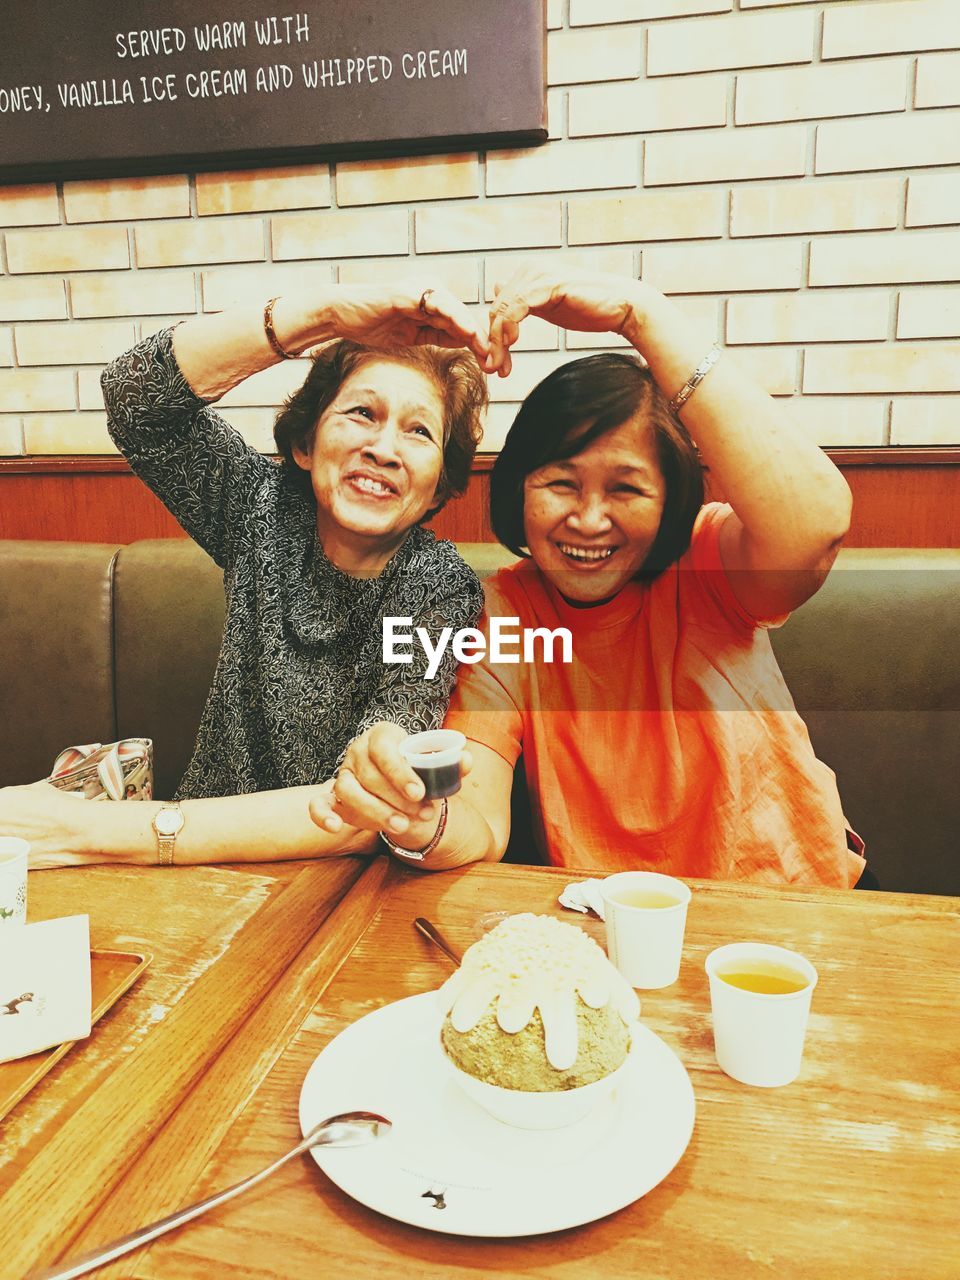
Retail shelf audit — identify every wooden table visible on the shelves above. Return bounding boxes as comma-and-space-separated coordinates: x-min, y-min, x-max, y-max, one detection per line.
0, 854, 371, 1278
5, 861, 960, 1279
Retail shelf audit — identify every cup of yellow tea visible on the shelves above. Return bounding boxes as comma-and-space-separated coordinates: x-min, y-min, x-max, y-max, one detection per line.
705, 942, 818, 1088
600, 871, 691, 989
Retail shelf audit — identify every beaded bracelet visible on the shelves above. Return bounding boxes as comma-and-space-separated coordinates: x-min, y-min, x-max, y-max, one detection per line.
263, 296, 298, 360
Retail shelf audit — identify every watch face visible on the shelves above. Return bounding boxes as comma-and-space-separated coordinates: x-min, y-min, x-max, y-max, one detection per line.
155, 808, 184, 836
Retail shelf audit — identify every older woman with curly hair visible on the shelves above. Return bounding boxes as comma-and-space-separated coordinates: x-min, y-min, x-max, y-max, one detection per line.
4, 283, 490, 867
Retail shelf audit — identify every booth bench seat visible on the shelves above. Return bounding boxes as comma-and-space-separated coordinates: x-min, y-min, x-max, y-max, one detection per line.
1, 538, 957, 895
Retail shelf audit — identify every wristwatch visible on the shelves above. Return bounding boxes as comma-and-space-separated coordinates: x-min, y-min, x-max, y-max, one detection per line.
152, 803, 184, 866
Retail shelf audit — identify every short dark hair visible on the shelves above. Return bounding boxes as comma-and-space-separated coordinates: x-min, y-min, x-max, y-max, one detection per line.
273, 340, 487, 520
490, 353, 704, 576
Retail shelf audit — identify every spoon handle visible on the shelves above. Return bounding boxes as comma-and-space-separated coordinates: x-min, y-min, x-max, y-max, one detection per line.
30, 1135, 316, 1280
413, 916, 463, 966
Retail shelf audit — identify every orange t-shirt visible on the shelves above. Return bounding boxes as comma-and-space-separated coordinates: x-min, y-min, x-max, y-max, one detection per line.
446, 503, 864, 888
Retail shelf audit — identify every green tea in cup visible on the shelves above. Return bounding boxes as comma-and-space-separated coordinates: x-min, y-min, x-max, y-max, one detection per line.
611, 888, 681, 910
717, 961, 810, 995
705, 942, 819, 1087
600, 871, 692, 989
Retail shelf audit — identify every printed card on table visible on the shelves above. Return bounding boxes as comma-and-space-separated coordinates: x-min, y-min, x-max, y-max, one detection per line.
0, 916, 92, 1063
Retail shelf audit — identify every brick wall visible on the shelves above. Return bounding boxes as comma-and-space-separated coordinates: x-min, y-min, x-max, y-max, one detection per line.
1, 0, 959, 463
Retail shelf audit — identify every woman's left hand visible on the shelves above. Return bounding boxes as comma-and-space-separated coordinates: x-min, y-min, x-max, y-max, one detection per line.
0, 782, 93, 869
487, 268, 645, 374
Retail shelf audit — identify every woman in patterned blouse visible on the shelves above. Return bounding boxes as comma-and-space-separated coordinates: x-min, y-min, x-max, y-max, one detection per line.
6, 284, 491, 867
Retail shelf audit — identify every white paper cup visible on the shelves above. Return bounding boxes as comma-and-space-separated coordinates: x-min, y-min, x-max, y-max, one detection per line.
705, 942, 818, 1088
399, 729, 466, 800
0, 837, 29, 926
600, 871, 691, 989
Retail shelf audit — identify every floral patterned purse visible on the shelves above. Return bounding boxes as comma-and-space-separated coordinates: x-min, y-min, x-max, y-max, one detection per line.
47, 739, 154, 801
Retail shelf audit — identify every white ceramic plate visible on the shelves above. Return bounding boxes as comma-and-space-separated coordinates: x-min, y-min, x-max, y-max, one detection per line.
299, 992, 695, 1237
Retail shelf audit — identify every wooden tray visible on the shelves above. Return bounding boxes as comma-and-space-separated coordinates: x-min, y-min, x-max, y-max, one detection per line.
0, 948, 151, 1121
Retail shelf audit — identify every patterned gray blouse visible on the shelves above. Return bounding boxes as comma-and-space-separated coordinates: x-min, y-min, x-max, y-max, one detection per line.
101, 328, 483, 799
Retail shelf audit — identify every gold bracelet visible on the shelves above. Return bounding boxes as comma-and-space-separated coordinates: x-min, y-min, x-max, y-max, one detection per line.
669, 342, 722, 412
263, 296, 298, 360
379, 797, 448, 863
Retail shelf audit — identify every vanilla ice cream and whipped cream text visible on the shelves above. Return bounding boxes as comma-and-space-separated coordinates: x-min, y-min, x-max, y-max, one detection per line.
438, 914, 640, 1091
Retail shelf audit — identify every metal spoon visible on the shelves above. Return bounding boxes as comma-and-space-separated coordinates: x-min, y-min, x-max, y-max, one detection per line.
413, 916, 463, 966
32, 1111, 391, 1280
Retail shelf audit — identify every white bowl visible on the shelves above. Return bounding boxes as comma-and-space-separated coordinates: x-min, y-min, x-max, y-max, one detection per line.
441, 1042, 630, 1130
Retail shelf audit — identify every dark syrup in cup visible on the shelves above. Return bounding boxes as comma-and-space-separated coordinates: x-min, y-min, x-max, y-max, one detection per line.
400, 730, 466, 800
413, 757, 462, 800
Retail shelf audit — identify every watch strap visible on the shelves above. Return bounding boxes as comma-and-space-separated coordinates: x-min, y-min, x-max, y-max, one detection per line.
154, 803, 183, 867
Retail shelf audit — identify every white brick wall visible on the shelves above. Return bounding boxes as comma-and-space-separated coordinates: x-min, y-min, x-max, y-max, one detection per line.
1, 0, 958, 459
569, 73, 727, 137
647, 10, 817, 77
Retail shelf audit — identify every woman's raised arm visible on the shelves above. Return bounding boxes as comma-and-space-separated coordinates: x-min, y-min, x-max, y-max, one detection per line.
621, 282, 852, 617
487, 268, 852, 617
173, 283, 491, 402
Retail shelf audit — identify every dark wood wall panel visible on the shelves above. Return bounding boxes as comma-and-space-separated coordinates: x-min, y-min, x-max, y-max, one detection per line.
0, 472, 187, 542
1, 455, 957, 547
841, 466, 959, 549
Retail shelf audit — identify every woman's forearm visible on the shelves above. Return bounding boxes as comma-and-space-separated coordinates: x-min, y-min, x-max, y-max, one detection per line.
171, 281, 489, 404
171, 288, 343, 402
623, 284, 852, 565
88, 784, 379, 867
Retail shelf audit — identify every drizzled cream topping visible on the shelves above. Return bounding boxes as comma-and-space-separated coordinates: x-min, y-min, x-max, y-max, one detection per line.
437, 913, 640, 1071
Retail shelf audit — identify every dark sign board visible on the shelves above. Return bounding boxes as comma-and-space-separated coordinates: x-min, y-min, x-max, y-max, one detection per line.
0, 1, 547, 184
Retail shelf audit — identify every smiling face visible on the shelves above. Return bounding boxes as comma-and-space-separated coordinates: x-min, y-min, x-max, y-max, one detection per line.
294, 359, 446, 574
522, 412, 667, 604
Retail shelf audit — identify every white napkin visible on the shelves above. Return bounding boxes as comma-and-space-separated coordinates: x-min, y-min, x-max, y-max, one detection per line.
0, 915, 92, 1063
558, 878, 607, 921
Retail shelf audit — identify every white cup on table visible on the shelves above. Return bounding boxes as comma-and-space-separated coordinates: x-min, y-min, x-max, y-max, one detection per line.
600, 870, 691, 989
0, 837, 29, 926
705, 941, 818, 1088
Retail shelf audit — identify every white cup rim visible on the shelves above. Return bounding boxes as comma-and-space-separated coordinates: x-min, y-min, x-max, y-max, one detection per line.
600, 870, 692, 911
400, 729, 466, 768
705, 941, 818, 997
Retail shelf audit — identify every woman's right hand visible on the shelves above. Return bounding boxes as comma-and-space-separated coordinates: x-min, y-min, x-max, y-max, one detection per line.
285, 284, 492, 368
310, 722, 465, 851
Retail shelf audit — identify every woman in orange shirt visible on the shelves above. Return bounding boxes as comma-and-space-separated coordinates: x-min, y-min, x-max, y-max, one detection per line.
313, 267, 867, 888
